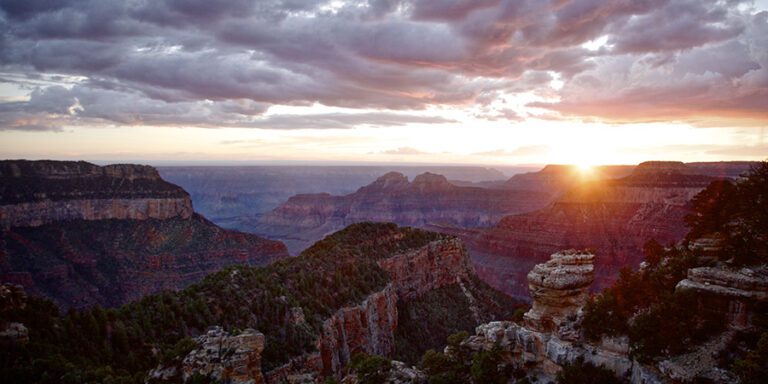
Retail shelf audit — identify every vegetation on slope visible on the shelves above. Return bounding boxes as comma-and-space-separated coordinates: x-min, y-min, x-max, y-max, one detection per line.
394, 275, 522, 364
1, 222, 444, 383
2, 214, 287, 308
582, 162, 768, 366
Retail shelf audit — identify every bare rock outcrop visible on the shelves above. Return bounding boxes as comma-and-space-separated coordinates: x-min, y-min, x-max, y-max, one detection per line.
677, 265, 768, 328
457, 252, 664, 383
317, 285, 399, 377
524, 250, 594, 333
182, 327, 266, 384
378, 238, 474, 300
148, 327, 266, 384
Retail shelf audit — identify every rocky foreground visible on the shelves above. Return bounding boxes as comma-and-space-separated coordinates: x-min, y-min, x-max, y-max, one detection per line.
0, 160, 288, 308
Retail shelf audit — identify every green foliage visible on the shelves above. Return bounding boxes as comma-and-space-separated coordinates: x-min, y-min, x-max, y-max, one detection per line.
628, 290, 724, 361
0, 222, 445, 383
420, 334, 513, 384
582, 245, 698, 342
160, 337, 197, 364
470, 346, 510, 384
582, 239, 725, 360
734, 332, 768, 384
446, 331, 469, 349
511, 307, 527, 323
556, 357, 624, 384
350, 353, 392, 384
420, 348, 466, 384
394, 276, 523, 364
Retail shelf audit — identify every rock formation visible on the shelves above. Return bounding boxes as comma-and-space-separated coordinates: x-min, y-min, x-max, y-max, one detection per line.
316, 285, 399, 377
157, 166, 511, 226
148, 326, 266, 384
252, 172, 552, 254
677, 265, 768, 328
0, 160, 289, 308
141, 224, 512, 384
451, 248, 767, 384
457, 251, 664, 383
524, 250, 594, 333
183, 327, 266, 384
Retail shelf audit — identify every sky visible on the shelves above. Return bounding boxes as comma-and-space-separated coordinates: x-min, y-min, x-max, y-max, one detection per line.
0, 0, 767, 166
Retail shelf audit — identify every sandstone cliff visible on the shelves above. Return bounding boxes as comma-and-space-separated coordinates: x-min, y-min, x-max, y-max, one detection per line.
253, 172, 552, 254
0, 160, 288, 308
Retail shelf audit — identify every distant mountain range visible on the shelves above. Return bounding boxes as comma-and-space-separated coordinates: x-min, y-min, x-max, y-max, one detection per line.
244, 160, 758, 298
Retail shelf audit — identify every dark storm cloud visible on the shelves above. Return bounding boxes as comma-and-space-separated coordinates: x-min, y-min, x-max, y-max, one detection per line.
0, 0, 766, 129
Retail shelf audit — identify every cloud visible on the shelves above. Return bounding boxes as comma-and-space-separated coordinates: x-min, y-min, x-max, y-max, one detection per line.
473, 145, 550, 157
0, 0, 766, 129
236, 112, 456, 129
380, 146, 429, 155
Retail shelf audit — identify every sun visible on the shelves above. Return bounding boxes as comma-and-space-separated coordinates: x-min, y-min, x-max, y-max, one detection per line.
576, 162, 594, 174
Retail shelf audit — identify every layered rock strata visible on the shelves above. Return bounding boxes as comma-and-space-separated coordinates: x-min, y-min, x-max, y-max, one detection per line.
148, 326, 266, 384
0, 160, 289, 308
1, 160, 193, 228
253, 172, 552, 254
317, 285, 399, 377
524, 250, 594, 333
677, 265, 768, 328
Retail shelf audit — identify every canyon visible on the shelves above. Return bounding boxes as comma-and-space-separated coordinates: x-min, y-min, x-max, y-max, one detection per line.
158, 165, 522, 229
0, 160, 288, 308
252, 172, 552, 254
137, 223, 516, 383
459, 161, 755, 298
244, 160, 756, 299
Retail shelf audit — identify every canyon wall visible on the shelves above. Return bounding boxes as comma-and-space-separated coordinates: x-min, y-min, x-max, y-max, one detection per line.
467, 161, 725, 299
1, 160, 193, 228
254, 172, 552, 254
0, 160, 288, 308
267, 236, 480, 382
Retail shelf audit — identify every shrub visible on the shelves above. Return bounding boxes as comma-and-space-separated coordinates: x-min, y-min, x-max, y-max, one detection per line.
556, 357, 624, 384
350, 353, 392, 384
